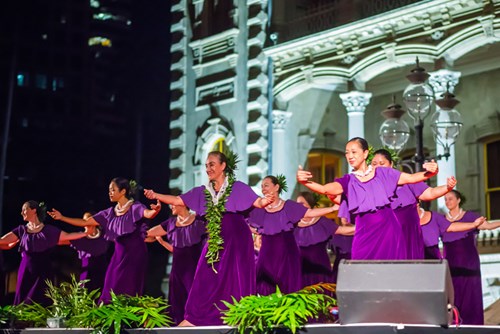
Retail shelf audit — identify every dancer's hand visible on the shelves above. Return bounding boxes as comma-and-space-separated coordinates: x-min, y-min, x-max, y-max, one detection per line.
474, 216, 486, 229
446, 176, 457, 190
296, 165, 313, 184
150, 200, 161, 212
47, 208, 63, 220
144, 189, 157, 200
423, 160, 439, 176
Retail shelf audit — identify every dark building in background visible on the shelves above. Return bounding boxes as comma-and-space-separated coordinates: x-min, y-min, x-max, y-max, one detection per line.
0, 0, 170, 300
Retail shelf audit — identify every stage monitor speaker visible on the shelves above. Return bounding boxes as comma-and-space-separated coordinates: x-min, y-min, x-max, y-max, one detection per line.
336, 259, 454, 325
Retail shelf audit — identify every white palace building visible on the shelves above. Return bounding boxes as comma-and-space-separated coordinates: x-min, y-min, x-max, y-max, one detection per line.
168, 0, 500, 315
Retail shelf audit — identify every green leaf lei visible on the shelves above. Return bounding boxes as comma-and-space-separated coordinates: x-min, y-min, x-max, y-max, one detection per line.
204, 174, 235, 272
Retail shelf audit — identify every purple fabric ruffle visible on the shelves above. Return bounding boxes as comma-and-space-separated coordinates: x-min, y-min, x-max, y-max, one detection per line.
391, 182, 429, 209
180, 181, 258, 216
160, 216, 207, 248
421, 212, 451, 247
70, 235, 109, 259
441, 211, 479, 243
12, 224, 61, 253
247, 200, 308, 236
294, 217, 338, 247
93, 202, 147, 242
335, 167, 400, 215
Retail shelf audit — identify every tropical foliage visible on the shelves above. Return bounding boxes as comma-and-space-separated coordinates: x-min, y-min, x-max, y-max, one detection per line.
222, 283, 337, 334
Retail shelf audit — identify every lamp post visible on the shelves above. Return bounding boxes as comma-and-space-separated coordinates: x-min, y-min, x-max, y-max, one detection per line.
379, 59, 464, 174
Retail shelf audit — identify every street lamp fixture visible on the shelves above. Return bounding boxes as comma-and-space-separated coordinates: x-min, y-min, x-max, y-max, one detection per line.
431, 88, 463, 159
379, 97, 410, 154
379, 58, 463, 172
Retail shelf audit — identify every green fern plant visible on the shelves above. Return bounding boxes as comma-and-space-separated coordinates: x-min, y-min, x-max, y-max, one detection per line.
222, 283, 336, 334
71, 292, 173, 334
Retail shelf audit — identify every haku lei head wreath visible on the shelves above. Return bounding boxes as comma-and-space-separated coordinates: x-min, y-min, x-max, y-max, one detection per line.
275, 174, 288, 194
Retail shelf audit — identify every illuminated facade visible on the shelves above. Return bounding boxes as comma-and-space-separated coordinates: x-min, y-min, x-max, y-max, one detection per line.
169, 0, 500, 308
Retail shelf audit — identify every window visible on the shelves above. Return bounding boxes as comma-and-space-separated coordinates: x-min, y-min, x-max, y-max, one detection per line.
305, 151, 342, 208
485, 138, 500, 219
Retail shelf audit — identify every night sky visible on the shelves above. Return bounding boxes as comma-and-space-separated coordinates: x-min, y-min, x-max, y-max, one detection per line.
0, 0, 172, 299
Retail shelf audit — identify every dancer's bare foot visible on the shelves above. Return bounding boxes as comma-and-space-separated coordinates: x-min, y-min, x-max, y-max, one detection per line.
178, 319, 195, 327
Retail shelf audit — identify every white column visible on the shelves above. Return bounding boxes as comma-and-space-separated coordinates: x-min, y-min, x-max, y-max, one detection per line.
429, 69, 461, 212
339, 91, 372, 139
272, 110, 292, 195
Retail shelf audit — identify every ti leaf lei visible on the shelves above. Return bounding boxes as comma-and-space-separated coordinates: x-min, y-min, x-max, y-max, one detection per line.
204, 175, 235, 272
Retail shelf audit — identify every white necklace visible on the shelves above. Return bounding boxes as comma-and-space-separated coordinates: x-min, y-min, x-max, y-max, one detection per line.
114, 199, 134, 216
447, 208, 463, 221
176, 213, 193, 226
206, 177, 229, 205
351, 165, 373, 177
26, 222, 44, 233
419, 208, 425, 219
266, 199, 283, 210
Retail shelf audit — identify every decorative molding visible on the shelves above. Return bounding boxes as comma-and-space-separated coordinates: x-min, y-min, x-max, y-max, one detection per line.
428, 69, 461, 96
339, 91, 372, 115
272, 110, 292, 130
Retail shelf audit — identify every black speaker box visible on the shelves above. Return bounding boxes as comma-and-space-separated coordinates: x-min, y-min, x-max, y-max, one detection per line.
337, 259, 454, 325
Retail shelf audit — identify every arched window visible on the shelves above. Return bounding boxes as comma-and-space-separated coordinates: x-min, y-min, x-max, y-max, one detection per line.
485, 138, 500, 219
305, 151, 342, 214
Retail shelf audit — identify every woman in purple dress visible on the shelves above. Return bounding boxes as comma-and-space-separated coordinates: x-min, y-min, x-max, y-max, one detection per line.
371, 149, 456, 259
48, 177, 161, 303
442, 190, 500, 325
247, 177, 338, 296
0, 201, 90, 305
67, 212, 110, 292
418, 204, 487, 260
297, 137, 438, 260
144, 151, 273, 326
294, 191, 354, 288
146, 204, 207, 325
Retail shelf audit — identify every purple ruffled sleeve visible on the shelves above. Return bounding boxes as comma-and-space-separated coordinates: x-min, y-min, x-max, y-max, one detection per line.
294, 217, 338, 247
180, 186, 206, 215
442, 211, 480, 243
180, 182, 258, 216
163, 217, 207, 248
12, 225, 61, 253
93, 202, 148, 241
340, 167, 400, 215
248, 200, 307, 235
392, 182, 429, 209
422, 212, 451, 247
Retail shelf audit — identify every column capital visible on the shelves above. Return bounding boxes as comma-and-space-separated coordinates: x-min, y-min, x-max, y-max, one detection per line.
272, 110, 292, 130
339, 91, 372, 115
429, 69, 461, 97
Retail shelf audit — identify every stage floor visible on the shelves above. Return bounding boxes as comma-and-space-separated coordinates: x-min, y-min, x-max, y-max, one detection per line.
11, 323, 500, 334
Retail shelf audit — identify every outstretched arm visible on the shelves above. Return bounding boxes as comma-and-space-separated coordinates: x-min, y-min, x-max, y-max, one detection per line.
0, 232, 19, 249
48, 209, 99, 227
419, 176, 457, 201
253, 193, 275, 208
296, 166, 343, 196
144, 189, 185, 206
447, 216, 486, 232
58, 230, 89, 244
144, 200, 162, 219
478, 219, 500, 230
304, 206, 336, 218
398, 160, 439, 185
